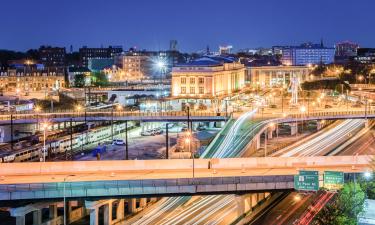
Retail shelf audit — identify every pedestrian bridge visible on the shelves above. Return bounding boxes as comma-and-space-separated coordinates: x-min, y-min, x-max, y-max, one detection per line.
0, 111, 228, 125
0, 155, 372, 201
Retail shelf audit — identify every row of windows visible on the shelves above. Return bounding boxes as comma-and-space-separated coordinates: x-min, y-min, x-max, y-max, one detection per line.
180, 77, 204, 84
181, 87, 204, 94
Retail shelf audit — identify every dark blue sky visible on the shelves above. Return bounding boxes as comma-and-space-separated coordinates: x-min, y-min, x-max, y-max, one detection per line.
1, 0, 374, 52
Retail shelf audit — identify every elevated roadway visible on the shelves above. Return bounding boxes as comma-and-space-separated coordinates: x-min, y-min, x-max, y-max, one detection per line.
0, 155, 372, 201
0, 111, 227, 125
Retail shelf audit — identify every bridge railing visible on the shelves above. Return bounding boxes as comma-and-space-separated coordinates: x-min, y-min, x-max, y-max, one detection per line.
255, 109, 375, 120
0, 111, 227, 121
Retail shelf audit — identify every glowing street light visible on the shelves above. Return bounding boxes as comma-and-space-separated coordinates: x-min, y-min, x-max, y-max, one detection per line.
364, 171, 372, 180
300, 105, 307, 113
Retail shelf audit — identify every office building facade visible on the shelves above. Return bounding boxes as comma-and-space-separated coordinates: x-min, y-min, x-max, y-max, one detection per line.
280, 43, 335, 66
247, 65, 313, 88
171, 56, 245, 98
79, 46, 122, 67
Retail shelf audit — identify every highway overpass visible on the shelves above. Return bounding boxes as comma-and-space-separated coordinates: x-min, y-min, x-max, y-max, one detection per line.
0, 111, 228, 125
2, 108, 375, 125
0, 155, 372, 201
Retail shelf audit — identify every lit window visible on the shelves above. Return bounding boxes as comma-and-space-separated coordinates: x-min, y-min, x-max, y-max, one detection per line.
181, 77, 186, 84
190, 77, 195, 84
190, 87, 195, 94
181, 87, 186, 94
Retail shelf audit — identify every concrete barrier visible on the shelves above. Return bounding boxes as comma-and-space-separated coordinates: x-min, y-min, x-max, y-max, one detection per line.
0, 155, 372, 176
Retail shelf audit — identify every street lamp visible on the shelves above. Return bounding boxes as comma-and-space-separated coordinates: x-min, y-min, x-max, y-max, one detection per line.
364, 171, 372, 180
63, 174, 76, 225
35, 106, 41, 130
41, 122, 49, 162
185, 135, 194, 179
300, 105, 306, 134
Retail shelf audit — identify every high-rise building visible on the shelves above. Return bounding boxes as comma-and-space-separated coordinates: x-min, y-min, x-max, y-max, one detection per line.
335, 41, 359, 57
79, 46, 123, 67
279, 42, 335, 66
38, 46, 66, 67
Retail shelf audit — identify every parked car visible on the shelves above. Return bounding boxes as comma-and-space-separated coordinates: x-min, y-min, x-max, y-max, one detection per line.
152, 128, 163, 135
112, 139, 125, 145
141, 130, 155, 136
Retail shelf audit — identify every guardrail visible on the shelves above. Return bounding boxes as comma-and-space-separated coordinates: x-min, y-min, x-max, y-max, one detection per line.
0, 111, 228, 123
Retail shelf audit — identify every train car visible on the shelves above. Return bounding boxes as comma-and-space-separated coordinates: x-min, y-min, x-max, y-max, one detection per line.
0, 122, 133, 163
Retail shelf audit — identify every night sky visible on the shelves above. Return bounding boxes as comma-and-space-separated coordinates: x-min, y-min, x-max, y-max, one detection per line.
1, 0, 374, 52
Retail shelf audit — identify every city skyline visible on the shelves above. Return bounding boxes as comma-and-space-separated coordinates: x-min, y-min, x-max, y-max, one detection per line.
1, 0, 374, 52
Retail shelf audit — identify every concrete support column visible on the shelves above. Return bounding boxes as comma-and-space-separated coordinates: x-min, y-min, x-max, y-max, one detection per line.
256, 134, 261, 150
290, 123, 297, 136
139, 198, 147, 208
267, 128, 273, 139
141, 122, 145, 133
208, 122, 215, 129
251, 193, 258, 208
116, 199, 125, 221
258, 193, 265, 202
235, 195, 245, 218
49, 204, 58, 219
89, 208, 98, 225
103, 203, 112, 225
128, 199, 137, 214
32, 210, 42, 225
16, 216, 25, 225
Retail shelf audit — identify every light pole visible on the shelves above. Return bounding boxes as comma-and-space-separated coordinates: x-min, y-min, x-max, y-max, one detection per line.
300, 105, 306, 134
35, 106, 41, 130
185, 133, 194, 179
42, 123, 48, 162
63, 174, 76, 225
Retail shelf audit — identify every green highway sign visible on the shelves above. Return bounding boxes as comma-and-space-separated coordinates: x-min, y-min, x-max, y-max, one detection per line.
324, 171, 344, 190
294, 171, 319, 191
299, 170, 319, 176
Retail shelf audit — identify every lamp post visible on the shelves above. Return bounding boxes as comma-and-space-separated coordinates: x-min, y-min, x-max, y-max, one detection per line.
35, 106, 41, 130
63, 174, 76, 225
300, 105, 306, 134
185, 134, 194, 179
41, 123, 49, 162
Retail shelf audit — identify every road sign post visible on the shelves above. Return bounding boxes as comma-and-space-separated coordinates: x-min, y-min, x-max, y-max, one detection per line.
294, 170, 319, 191
324, 171, 344, 190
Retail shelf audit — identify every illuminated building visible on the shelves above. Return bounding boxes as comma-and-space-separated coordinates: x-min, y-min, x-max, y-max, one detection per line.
0, 68, 65, 93
171, 56, 245, 98
280, 42, 335, 66
248, 65, 313, 88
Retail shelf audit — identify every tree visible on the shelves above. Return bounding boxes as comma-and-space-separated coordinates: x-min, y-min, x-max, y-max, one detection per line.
314, 183, 365, 225
91, 71, 109, 87
74, 73, 85, 87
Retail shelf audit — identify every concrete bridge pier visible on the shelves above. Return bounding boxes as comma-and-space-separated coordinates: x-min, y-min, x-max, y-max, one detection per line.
255, 134, 261, 150
86, 199, 126, 225
267, 128, 273, 140
288, 123, 298, 136
235, 194, 251, 219
10, 202, 49, 225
